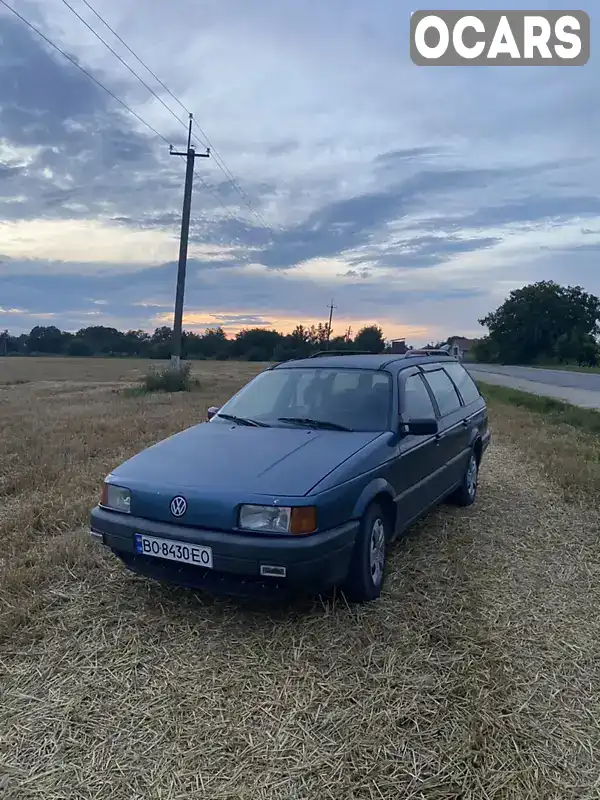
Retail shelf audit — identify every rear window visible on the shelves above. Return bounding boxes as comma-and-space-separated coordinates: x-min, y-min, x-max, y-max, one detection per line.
443, 363, 481, 405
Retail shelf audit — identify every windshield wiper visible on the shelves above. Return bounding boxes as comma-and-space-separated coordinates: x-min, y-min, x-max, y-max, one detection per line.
277, 417, 353, 432
216, 413, 270, 428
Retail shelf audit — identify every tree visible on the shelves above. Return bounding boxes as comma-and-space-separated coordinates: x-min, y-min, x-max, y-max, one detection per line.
471, 336, 499, 363
149, 326, 173, 359
0, 320, 414, 361
183, 327, 231, 360
479, 281, 600, 364
307, 323, 330, 349
272, 325, 316, 362
329, 334, 352, 351
122, 329, 150, 357
577, 337, 599, 367
66, 338, 93, 357
75, 326, 125, 355
354, 325, 385, 354
200, 327, 229, 359
27, 325, 67, 354
231, 328, 283, 361
556, 331, 599, 367
5, 333, 27, 354
288, 325, 312, 351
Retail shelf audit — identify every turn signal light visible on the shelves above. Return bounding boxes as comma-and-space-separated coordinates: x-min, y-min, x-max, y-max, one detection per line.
100, 483, 108, 506
290, 506, 317, 535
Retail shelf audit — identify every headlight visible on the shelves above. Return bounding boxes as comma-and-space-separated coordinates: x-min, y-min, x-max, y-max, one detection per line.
238, 504, 317, 535
100, 482, 131, 514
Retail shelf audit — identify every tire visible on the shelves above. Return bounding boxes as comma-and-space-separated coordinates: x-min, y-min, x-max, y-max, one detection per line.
448, 447, 479, 507
342, 502, 389, 603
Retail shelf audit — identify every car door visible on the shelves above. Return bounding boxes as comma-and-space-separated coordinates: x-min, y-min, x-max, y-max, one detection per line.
391, 368, 445, 531
421, 365, 470, 492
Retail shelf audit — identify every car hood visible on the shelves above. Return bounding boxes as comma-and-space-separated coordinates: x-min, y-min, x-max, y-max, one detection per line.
111, 421, 381, 497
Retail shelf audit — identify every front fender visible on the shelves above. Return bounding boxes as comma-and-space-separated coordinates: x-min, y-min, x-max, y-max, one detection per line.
352, 478, 396, 520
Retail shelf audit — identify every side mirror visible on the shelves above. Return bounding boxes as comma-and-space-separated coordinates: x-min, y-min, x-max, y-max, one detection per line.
207, 406, 220, 421
401, 417, 438, 436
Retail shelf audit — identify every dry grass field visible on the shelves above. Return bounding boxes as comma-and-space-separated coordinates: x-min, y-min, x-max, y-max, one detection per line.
1, 356, 600, 800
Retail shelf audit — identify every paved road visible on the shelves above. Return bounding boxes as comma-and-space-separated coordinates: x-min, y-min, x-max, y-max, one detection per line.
466, 364, 600, 410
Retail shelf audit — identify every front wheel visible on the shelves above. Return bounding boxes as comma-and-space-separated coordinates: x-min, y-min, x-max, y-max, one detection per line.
448, 448, 479, 507
342, 502, 389, 603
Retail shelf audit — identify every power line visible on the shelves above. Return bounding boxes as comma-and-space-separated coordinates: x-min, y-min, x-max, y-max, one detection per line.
2, 0, 297, 351
1, 0, 245, 229
0, 0, 173, 147
58, 0, 189, 133
193, 170, 245, 227
2, 0, 283, 265
190, 119, 273, 232
58, 0, 257, 230
69, 0, 274, 234
77, 0, 192, 118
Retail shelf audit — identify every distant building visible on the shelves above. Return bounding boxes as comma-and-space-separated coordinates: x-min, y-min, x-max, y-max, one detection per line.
390, 338, 408, 354
447, 336, 476, 361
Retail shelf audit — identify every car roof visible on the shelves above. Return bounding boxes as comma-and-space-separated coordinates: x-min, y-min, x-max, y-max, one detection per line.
271, 352, 459, 372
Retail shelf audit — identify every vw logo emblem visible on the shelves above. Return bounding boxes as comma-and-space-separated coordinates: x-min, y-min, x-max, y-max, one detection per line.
170, 496, 187, 517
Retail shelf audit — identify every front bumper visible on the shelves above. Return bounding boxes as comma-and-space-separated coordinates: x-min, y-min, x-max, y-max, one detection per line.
90, 506, 358, 599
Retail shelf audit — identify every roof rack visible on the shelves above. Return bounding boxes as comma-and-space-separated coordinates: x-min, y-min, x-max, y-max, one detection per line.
308, 349, 373, 358
407, 349, 455, 357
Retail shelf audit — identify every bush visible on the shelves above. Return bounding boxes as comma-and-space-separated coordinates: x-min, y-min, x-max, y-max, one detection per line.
141, 362, 197, 393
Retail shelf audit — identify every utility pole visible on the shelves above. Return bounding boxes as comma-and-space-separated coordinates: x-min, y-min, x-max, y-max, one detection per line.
169, 114, 210, 369
325, 299, 336, 350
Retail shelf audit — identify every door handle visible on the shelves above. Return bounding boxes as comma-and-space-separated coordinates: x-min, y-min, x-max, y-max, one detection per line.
461, 419, 469, 427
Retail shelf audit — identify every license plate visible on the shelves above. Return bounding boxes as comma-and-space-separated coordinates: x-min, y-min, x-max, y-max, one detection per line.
134, 534, 213, 568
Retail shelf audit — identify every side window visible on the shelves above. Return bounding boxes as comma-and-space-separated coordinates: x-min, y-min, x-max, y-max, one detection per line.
402, 373, 436, 420
422, 369, 462, 417
443, 363, 481, 405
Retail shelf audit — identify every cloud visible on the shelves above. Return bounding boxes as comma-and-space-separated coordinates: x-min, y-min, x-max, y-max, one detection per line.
0, 217, 251, 270
0, 0, 598, 344
0, 251, 488, 339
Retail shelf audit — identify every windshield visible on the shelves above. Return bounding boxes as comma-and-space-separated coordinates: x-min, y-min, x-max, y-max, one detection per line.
214, 367, 392, 432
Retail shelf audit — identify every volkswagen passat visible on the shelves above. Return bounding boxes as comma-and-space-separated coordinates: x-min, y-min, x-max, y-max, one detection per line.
90, 351, 490, 603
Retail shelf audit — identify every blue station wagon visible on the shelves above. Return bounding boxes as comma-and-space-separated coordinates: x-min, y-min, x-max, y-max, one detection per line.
90, 351, 490, 603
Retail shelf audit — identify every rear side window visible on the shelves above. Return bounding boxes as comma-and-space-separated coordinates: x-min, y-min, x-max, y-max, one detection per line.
443, 362, 481, 405
422, 369, 462, 417
402, 374, 436, 420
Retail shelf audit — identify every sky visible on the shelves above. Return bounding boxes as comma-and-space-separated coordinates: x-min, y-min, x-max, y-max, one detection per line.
0, 0, 598, 345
